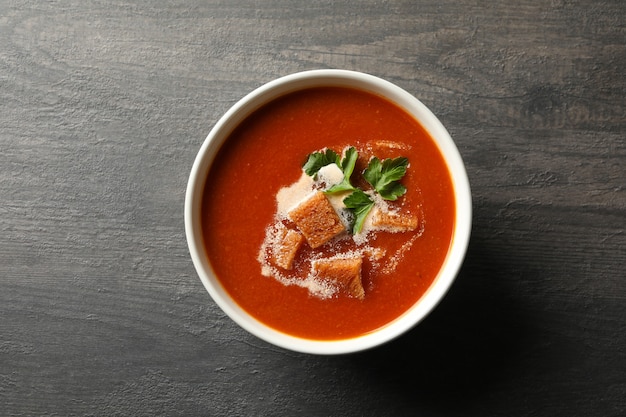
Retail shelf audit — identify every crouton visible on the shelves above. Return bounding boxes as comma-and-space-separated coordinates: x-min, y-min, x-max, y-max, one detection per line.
288, 191, 346, 248
311, 256, 364, 300
371, 207, 418, 232
271, 226, 304, 270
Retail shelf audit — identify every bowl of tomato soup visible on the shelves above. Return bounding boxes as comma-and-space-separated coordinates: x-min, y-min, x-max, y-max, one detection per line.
185, 69, 471, 354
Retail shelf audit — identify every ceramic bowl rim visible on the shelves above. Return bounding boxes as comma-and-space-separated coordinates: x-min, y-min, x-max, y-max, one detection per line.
184, 69, 472, 355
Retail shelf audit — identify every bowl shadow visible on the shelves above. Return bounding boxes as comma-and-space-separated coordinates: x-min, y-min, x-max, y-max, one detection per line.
339, 236, 533, 410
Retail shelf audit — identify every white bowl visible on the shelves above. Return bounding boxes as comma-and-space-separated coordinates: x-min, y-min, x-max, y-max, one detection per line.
185, 69, 471, 355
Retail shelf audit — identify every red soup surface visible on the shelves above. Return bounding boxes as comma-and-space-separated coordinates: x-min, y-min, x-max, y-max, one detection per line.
201, 86, 455, 340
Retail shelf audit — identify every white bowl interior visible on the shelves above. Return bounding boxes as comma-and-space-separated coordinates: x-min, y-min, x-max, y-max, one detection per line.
185, 69, 471, 355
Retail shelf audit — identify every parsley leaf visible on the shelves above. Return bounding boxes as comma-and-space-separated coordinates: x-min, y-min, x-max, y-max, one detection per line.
363, 156, 408, 200
343, 189, 374, 234
326, 146, 358, 194
302, 149, 340, 176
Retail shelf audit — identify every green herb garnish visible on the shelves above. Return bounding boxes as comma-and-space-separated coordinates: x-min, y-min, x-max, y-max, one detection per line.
302, 149, 340, 176
303, 146, 409, 234
343, 189, 374, 234
363, 156, 408, 201
302, 147, 359, 194
326, 146, 358, 194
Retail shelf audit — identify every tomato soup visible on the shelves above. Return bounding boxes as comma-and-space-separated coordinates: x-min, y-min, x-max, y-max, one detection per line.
201, 87, 455, 340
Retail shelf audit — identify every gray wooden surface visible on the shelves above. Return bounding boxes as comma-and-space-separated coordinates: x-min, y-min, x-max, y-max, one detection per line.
1, 1, 625, 416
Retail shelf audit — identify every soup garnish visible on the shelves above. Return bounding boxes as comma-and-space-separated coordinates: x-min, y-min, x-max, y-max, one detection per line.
257, 146, 419, 300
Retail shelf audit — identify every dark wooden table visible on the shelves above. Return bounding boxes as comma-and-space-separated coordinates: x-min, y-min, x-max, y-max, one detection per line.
2, 1, 624, 415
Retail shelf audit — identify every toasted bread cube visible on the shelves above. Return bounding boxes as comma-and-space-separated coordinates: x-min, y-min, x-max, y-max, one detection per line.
288, 191, 345, 248
371, 207, 418, 232
311, 256, 364, 300
271, 227, 304, 270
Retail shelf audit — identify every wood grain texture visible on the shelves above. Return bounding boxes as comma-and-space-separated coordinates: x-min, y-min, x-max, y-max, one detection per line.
1, 0, 624, 416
